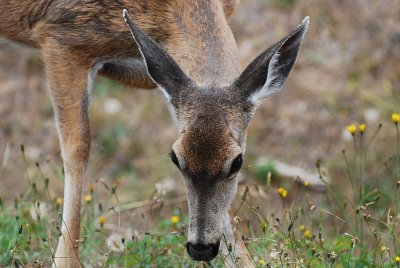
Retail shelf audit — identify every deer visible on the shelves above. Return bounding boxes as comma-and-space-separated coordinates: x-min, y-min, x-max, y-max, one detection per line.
0, 0, 308, 266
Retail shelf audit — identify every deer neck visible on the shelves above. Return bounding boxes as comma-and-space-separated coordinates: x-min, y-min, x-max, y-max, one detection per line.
163, 0, 240, 87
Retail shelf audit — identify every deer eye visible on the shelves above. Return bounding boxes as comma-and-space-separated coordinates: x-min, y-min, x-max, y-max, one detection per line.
170, 150, 181, 170
229, 153, 243, 176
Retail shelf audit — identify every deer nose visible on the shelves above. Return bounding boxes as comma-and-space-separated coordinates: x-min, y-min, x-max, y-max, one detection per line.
186, 241, 220, 261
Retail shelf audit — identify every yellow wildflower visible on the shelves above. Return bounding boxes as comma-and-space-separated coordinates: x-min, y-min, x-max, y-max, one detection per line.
299, 225, 306, 231
380, 246, 387, 253
85, 195, 92, 204
359, 124, 366, 134
170, 215, 180, 224
258, 259, 266, 265
89, 183, 95, 194
304, 229, 312, 238
277, 187, 288, 198
347, 124, 356, 135
392, 113, 400, 124
395, 256, 400, 263
56, 197, 63, 206
99, 216, 106, 226
303, 181, 309, 187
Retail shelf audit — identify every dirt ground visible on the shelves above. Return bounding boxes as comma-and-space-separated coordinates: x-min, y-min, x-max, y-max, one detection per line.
0, 0, 399, 209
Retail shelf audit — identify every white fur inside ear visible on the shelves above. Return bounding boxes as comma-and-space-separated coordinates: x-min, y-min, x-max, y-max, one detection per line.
157, 85, 179, 127
157, 86, 172, 101
249, 51, 283, 105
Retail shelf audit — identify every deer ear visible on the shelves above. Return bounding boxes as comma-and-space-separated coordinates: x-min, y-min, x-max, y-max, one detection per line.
235, 17, 309, 104
123, 9, 191, 99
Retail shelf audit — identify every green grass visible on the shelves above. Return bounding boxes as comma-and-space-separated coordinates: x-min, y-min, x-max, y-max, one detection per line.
1, 118, 400, 267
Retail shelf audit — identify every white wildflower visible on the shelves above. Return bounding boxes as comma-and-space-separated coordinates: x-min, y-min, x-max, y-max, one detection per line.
269, 248, 279, 260
364, 108, 379, 123
155, 178, 176, 197
30, 202, 48, 221
104, 98, 122, 115
106, 233, 125, 252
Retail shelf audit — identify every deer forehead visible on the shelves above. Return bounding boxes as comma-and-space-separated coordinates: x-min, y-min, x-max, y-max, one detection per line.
178, 115, 240, 176
174, 88, 250, 121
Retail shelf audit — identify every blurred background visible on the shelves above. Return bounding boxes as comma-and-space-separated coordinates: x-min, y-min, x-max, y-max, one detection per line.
0, 0, 399, 241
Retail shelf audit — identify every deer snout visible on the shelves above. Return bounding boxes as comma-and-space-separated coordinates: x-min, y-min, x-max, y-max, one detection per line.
186, 240, 220, 261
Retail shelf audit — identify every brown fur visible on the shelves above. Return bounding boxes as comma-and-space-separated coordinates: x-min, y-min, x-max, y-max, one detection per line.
120, 10, 307, 264
0, 0, 239, 87
1, 0, 308, 265
177, 89, 250, 177
182, 115, 231, 176
0, 0, 240, 266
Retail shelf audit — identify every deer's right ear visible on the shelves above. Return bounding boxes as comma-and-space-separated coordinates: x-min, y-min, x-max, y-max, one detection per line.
123, 9, 190, 99
235, 17, 309, 105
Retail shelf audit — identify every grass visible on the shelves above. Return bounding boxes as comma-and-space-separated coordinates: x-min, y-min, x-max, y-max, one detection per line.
1, 115, 400, 267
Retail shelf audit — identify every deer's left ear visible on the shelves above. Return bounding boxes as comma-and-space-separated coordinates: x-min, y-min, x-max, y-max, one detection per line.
235, 17, 309, 104
123, 9, 191, 100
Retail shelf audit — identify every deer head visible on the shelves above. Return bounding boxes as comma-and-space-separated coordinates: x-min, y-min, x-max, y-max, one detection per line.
123, 10, 308, 262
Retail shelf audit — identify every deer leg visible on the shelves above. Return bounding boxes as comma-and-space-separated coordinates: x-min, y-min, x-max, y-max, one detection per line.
43, 47, 93, 268
222, 211, 255, 267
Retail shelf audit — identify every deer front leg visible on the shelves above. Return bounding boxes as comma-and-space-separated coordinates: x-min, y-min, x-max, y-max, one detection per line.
43, 48, 93, 267
222, 212, 254, 267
